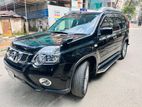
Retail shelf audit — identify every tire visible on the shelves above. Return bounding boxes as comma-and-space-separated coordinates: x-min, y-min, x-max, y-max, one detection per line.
119, 41, 128, 60
71, 61, 90, 98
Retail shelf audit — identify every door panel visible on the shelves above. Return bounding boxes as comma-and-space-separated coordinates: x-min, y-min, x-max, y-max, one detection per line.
111, 15, 123, 54
97, 15, 114, 63
1, 19, 12, 36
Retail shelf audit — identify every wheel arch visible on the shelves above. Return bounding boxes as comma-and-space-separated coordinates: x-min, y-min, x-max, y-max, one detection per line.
123, 33, 129, 45
73, 56, 97, 75
70, 55, 97, 89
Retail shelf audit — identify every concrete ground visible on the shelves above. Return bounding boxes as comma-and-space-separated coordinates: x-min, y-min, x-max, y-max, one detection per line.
0, 28, 142, 107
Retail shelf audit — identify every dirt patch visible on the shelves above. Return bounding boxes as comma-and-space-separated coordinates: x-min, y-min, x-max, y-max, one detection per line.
0, 39, 11, 49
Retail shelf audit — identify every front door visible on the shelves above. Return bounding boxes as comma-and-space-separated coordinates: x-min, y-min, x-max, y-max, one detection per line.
97, 15, 114, 64
1, 19, 12, 36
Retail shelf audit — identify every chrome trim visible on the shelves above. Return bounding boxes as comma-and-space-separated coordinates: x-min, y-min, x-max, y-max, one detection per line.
7, 47, 33, 63
9, 47, 32, 55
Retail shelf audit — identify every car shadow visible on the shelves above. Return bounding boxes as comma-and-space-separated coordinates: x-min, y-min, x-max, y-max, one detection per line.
89, 62, 117, 82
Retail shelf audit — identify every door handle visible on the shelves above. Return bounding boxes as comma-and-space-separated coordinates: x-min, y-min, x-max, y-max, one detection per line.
99, 36, 107, 41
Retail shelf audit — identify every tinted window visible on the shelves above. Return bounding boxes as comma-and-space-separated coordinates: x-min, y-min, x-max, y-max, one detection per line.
101, 16, 113, 28
101, 18, 110, 28
107, 17, 113, 27
121, 15, 127, 29
113, 16, 121, 31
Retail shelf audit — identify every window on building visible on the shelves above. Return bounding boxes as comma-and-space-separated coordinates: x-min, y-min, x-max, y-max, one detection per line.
88, 0, 102, 10
48, 0, 71, 8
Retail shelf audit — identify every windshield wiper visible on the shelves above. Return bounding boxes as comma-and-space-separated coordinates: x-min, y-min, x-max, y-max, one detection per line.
51, 31, 68, 34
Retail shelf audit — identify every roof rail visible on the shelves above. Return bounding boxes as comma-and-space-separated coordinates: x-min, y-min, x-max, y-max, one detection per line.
98, 7, 120, 12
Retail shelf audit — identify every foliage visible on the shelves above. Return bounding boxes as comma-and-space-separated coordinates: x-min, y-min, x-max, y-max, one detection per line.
122, 5, 136, 20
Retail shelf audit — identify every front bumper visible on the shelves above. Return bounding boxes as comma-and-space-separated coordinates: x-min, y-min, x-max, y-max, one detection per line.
4, 59, 72, 94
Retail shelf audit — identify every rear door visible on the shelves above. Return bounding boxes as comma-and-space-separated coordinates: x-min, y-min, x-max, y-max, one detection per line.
111, 14, 123, 54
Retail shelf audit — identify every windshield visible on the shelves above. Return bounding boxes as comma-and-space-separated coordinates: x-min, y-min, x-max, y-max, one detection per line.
48, 13, 100, 35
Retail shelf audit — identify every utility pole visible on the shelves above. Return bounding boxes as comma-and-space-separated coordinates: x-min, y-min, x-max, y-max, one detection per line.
13, 0, 16, 12
25, 0, 28, 22
24, 0, 29, 34
46, 0, 48, 10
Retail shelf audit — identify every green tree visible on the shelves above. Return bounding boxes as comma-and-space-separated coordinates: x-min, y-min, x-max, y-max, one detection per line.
122, 5, 136, 20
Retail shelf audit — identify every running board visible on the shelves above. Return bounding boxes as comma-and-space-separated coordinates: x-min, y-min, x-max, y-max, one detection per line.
97, 55, 120, 74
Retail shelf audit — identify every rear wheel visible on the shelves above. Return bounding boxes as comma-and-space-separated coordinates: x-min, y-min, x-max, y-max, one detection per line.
119, 41, 128, 60
71, 61, 89, 98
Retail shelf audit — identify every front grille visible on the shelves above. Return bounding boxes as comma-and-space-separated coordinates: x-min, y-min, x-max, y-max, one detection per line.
7, 47, 33, 64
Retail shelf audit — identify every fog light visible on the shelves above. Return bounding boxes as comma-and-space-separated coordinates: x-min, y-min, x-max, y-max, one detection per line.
39, 78, 52, 86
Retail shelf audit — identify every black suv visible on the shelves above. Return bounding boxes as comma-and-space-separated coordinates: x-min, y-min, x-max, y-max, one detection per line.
4, 8, 129, 98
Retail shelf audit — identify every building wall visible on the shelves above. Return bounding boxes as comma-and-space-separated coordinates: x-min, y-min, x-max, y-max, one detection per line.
29, 18, 48, 31
87, 0, 117, 10
0, 21, 3, 35
10, 18, 25, 34
116, 0, 125, 9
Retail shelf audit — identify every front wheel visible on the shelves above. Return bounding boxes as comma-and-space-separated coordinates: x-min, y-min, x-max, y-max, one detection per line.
119, 41, 128, 60
71, 61, 90, 98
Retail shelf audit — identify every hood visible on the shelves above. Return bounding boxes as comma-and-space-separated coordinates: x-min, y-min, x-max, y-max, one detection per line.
13, 32, 83, 48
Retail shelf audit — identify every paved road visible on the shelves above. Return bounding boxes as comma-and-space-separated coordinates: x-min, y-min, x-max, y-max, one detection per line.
0, 28, 142, 107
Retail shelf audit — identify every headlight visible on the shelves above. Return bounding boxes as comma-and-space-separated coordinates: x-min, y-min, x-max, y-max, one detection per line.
32, 46, 60, 66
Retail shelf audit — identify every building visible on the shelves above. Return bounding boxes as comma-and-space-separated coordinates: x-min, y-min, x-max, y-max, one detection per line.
0, 10, 25, 36
115, 0, 125, 9
0, 0, 48, 32
88, 0, 117, 10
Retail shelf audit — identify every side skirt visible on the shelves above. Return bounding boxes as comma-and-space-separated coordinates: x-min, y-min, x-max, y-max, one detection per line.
97, 52, 120, 74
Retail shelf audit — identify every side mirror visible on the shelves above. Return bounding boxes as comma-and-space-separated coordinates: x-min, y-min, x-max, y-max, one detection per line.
100, 27, 113, 35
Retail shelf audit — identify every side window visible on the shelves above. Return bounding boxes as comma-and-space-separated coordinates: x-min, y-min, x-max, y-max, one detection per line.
113, 17, 121, 31
121, 15, 127, 29
107, 17, 113, 27
101, 17, 111, 28
117, 17, 122, 29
